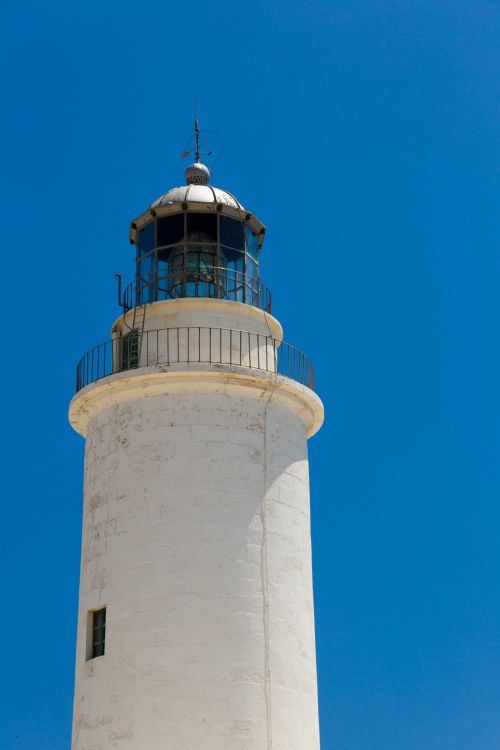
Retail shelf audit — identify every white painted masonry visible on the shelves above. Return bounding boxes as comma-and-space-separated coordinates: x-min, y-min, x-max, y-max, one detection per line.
70, 297, 324, 749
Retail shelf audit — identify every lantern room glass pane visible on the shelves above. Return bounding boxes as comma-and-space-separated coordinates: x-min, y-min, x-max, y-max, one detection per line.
157, 246, 176, 298
139, 222, 155, 254
157, 214, 184, 247
186, 248, 217, 270
220, 245, 244, 273
246, 256, 258, 280
140, 282, 155, 304
169, 246, 186, 271
221, 216, 244, 250
139, 251, 155, 282
166, 251, 186, 298
157, 246, 173, 266
245, 225, 259, 260
200, 251, 218, 267
186, 213, 217, 243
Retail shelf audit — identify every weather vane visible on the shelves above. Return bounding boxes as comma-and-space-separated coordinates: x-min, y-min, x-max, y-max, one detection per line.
181, 101, 224, 169
194, 106, 200, 162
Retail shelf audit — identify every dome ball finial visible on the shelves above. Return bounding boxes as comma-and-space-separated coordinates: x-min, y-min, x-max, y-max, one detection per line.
185, 162, 211, 185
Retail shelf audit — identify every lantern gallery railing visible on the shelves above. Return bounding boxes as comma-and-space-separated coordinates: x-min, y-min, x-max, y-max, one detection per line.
121, 266, 272, 313
75, 327, 314, 392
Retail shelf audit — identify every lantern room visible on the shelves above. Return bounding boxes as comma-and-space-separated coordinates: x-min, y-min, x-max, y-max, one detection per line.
126, 162, 268, 311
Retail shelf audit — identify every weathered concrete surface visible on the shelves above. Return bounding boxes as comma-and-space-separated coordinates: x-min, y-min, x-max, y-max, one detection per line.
113, 297, 283, 341
70, 300, 324, 750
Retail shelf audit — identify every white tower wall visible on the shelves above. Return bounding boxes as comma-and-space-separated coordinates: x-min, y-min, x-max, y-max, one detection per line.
70, 288, 324, 747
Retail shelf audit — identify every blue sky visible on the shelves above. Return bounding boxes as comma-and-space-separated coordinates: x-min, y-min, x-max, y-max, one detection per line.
1, 1, 499, 748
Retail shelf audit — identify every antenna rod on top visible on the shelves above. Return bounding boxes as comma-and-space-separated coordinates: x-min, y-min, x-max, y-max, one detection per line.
194, 99, 200, 163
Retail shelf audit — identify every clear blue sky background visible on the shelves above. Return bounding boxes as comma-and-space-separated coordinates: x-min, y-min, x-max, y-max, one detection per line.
1, 1, 499, 748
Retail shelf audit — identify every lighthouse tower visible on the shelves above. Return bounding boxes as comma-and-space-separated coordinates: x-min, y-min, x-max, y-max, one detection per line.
69, 140, 324, 749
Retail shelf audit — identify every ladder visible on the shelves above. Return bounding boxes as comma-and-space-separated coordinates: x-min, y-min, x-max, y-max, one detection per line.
128, 303, 147, 368
123, 285, 147, 368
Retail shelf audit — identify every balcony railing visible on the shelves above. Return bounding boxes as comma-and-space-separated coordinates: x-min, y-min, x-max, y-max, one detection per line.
121, 266, 272, 313
75, 326, 314, 393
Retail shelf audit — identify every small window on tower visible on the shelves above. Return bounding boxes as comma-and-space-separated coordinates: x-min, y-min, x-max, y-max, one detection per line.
91, 607, 106, 659
121, 330, 139, 370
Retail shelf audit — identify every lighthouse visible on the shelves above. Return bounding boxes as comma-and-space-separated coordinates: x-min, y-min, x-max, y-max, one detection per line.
69, 132, 324, 749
